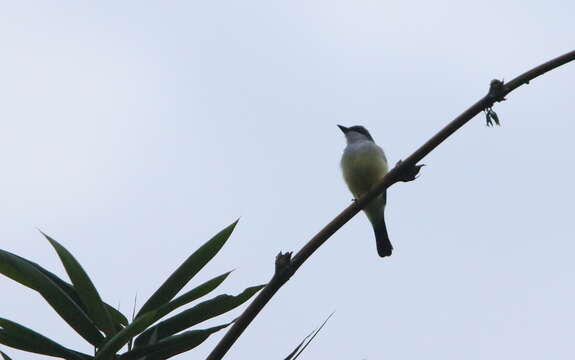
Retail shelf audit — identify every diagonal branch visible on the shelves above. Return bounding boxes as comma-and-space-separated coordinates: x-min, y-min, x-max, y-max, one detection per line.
206, 49, 575, 360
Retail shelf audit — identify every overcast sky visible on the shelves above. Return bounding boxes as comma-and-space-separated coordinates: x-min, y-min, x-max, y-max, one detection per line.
1, 2, 574, 359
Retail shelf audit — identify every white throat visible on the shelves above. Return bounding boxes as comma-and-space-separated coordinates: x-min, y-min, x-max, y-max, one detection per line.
345, 131, 373, 145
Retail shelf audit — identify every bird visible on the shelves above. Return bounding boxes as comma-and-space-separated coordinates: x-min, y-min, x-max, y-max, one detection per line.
338, 125, 392, 257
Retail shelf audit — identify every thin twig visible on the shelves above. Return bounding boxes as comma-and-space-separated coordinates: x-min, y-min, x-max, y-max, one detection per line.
206, 49, 575, 360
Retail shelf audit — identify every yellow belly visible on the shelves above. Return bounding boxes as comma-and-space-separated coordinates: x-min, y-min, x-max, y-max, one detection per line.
341, 143, 388, 198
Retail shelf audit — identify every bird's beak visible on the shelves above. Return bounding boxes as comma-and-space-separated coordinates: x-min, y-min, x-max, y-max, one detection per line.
337, 125, 349, 133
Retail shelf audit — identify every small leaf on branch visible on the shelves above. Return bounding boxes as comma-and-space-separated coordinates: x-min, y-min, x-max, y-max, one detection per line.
485, 108, 501, 127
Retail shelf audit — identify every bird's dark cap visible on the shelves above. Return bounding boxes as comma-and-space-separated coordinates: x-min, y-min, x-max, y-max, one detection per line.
338, 125, 374, 141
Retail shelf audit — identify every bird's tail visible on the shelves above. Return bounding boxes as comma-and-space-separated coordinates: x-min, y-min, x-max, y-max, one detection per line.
373, 217, 393, 257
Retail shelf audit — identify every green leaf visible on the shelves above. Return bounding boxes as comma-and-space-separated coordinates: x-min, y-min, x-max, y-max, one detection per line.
105, 305, 128, 327
284, 331, 313, 360
31, 259, 128, 329
0, 350, 13, 360
0, 250, 105, 347
119, 323, 230, 360
490, 110, 500, 125
0, 317, 91, 360
42, 232, 117, 336
129, 271, 232, 349
135, 285, 264, 346
156, 271, 232, 319
16, 255, 128, 330
137, 220, 238, 317
101, 271, 231, 351
94, 311, 158, 360
286, 312, 334, 360
485, 110, 492, 126
2, 249, 127, 331
0, 251, 35, 288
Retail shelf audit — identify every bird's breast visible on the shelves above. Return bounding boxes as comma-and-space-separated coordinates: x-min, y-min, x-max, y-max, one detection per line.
341, 143, 388, 198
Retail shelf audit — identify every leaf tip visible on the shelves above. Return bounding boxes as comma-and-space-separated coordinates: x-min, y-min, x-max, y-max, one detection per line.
224, 218, 240, 234
37, 228, 55, 244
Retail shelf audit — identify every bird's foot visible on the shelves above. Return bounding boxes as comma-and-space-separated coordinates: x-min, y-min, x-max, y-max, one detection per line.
394, 160, 425, 182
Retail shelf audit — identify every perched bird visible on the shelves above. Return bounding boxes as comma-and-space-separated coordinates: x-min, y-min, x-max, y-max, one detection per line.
338, 125, 392, 257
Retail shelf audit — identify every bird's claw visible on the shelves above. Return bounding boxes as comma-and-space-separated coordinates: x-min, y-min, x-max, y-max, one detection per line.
395, 160, 425, 182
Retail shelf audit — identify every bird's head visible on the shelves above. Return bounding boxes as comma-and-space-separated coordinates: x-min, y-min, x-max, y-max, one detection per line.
338, 125, 375, 143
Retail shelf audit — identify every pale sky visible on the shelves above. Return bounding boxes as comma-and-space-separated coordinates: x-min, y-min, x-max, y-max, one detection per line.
1, 2, 574, 359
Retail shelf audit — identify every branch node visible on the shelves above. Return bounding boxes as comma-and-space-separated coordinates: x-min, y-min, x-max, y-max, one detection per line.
483, 79, 506, 126
394, 160, 425, 182
488, 79, 507, 103
275, 251, 294, 279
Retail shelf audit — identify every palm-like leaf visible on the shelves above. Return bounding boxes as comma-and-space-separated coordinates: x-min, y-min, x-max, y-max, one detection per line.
135, 285, 264, 347
32, 260, 128, 329
119, 323, 230, 360
154, 270, 232, 320
94, 310, 158, 360
137, 220, 238, 317
0, 318, 91, 360
0, 221, 257, 359
0, 250, 105, 346
284, 312, 334, 360
42, 232, 117, 336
